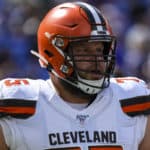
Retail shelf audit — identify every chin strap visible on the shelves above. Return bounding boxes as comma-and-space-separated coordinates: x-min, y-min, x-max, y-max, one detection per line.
30, 50, 53, 72
77, 75, 105, 94
30, 50, 48, 67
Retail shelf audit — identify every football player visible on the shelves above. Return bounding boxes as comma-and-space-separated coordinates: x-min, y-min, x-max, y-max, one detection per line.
0, 2, 150, 150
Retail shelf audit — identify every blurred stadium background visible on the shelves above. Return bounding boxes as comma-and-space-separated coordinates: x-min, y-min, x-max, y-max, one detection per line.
0, 0, 149, 84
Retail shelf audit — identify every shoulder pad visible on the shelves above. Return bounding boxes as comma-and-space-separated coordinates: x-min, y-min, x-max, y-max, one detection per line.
0, 78, 40, 119
110, 77, 148, 96
120, 95, 150, 117
110, 77, 146, 89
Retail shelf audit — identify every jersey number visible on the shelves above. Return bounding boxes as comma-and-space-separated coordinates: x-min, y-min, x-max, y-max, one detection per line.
115, 77, 140, 83
45, 145, 123, 150
4, 79, 29, 86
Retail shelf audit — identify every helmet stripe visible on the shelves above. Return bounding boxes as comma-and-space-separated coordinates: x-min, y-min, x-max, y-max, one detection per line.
94, 7, 107, 32
74, 2, 103, 32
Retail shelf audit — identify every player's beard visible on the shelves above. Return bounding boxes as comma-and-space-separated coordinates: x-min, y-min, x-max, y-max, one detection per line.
59, 77, 97, 104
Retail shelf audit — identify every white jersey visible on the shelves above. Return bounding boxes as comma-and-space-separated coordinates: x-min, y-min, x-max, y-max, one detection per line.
0, 77, 150, 150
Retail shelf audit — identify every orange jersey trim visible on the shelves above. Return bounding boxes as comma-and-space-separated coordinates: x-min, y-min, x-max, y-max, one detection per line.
0, 99, 36, 118
120, 95, 150, 117
0, 106, 35, 114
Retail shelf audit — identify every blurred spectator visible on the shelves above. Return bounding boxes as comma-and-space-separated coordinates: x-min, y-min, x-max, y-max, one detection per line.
0, 0, 50, 79
124, 24, 150, 82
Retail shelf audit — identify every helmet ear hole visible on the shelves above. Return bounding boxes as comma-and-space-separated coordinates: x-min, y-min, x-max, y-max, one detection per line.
44, 50, 54, 57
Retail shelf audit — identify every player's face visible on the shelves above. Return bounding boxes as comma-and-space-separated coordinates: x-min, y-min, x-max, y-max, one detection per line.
70, 41, 105, 80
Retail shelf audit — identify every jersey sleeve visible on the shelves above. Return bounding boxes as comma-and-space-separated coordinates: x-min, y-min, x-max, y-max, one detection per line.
0, 78, 40, 119
111, 77, 150, 117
